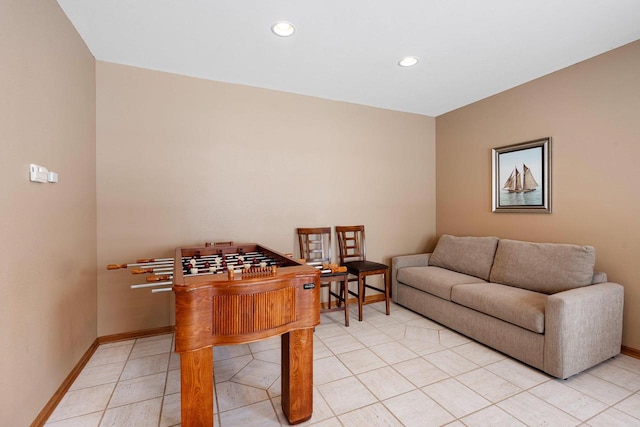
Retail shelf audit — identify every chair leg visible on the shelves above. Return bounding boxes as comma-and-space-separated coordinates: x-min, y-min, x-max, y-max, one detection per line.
362, 278, 366, 302
342, 278, 349, 327
384, 272, 390, 315
358, 274, 364, 321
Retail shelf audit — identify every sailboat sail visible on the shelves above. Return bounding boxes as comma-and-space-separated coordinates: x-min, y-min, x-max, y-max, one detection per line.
503, 164, 538, 193
503, 171, 515, 190
522, 164, 538, 191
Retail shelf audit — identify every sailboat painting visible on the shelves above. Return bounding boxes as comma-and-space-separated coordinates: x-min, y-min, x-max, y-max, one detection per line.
492, 138, 551, 213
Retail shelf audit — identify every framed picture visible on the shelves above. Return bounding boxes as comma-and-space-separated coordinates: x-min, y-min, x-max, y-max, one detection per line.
492, 137, 551, 213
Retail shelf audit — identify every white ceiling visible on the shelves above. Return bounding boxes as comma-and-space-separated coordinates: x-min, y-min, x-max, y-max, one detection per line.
56, 0, 640, 117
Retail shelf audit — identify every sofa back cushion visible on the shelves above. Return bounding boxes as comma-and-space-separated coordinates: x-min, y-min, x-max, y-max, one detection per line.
489, 239, 596, 294
428, 235, 499, 281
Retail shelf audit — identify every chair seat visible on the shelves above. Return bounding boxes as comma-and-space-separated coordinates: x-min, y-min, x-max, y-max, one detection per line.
345, 260, 388, 273
321, 270, 349, 279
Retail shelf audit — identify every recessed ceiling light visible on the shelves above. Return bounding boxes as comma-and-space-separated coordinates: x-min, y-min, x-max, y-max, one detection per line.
271, 21, 295, 37
398, 56, 419, 67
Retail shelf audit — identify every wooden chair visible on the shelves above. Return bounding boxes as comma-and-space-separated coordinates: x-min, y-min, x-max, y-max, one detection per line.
297, 227, 349, 326
335, 225, 390, 321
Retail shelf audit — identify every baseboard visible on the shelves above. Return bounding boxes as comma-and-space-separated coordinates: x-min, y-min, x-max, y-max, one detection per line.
31, 339, 99, 427
97, 325, 175, 345
621, 345, 640, 359
32, 325, 176, 427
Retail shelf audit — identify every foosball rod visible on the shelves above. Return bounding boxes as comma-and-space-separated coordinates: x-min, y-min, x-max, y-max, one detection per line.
302, 261, 336, 274
108, 261, 173, 270
146, 275, 172, 282
133, 265, 281, 288
131, 281, 173, 289
132, 266, 174, 274
137, 257, 279, 274
138, 263, 278, 277
140, 264, 282, 281
108, 252, 271, 270
134, 261, 276, 275
108, 256, 210, 270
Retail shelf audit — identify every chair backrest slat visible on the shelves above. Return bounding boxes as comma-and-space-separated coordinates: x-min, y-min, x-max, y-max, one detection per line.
297, 227, 332, 264
335, 225, 366, 264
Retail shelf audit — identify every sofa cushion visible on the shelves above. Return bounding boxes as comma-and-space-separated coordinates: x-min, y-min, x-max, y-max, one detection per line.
428, 235, 499, 281
397, 266, 486, 301
489, 239, 596, 294
451, 282, 547, 333
592, 271, 608, 284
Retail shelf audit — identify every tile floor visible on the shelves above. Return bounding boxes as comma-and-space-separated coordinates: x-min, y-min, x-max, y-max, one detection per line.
46, 302, 640, 426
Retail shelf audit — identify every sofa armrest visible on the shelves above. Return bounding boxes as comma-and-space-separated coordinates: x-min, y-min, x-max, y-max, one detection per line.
544, 282, 624, 379
391, 253, 431, 302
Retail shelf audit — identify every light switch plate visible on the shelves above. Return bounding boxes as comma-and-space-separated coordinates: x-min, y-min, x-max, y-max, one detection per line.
30, 164, 48, 183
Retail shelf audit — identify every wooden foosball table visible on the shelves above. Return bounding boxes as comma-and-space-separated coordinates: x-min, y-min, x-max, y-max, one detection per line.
171, 243, 320, 426
109, 242, 320, 426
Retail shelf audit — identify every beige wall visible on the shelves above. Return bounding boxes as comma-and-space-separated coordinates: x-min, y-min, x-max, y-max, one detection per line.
436, 41, 640, 349
96, 62, 436, 336
0, 1, 96, 425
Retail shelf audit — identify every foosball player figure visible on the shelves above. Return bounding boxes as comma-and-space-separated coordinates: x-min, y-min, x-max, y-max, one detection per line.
187, 257, 198, 274
204, 261, 215, 274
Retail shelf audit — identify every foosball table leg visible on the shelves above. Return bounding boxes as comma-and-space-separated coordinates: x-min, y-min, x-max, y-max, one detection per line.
280, 328, 314, 424
180, 347, 214, 427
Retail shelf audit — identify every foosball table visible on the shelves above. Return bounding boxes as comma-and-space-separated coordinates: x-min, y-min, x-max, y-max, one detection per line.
108, 242, 320, 426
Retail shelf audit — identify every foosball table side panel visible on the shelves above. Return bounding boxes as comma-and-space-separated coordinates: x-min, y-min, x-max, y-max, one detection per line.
173, 270, 320, 351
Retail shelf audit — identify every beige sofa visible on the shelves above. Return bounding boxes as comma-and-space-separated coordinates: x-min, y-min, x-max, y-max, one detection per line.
391, 235, 624, 379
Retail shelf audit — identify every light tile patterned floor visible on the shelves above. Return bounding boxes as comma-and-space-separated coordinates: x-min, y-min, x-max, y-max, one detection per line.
45, 302, 640, 426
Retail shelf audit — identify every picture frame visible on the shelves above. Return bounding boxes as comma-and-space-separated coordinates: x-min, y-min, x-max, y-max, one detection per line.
492, 137, 551, 213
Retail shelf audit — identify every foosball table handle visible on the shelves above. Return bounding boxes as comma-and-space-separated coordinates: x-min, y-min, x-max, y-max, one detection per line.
146, 275, 172, 282
132, 267, 154, 274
